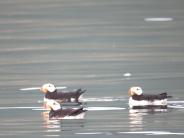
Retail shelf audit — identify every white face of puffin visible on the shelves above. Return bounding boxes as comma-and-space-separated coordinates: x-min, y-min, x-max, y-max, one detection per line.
40, 83, 56, 93
46, 100, 61, 111
129, 87, 143, 96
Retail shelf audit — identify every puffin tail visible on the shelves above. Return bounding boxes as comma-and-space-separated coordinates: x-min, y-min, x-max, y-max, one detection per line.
167, 95, 172, 98
76, 89, 86, 98
76, 89, 86, 103
160, 92, 172, 99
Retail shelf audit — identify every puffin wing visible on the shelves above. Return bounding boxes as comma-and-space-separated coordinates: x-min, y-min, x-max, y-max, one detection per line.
69, 107, 86, 116
49, 109, 73, 118
132, 92, 171, 101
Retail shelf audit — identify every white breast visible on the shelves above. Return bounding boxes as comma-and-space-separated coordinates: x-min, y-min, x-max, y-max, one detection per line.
129, 97, 167, 108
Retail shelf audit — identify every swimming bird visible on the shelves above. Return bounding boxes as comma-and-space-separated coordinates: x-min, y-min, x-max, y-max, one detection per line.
40, 83, 86, 105
128, 87, 172, 109
46, 100, 87, 119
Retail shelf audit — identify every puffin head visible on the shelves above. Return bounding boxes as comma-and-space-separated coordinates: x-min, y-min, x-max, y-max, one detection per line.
128, 86, 143, 96
40, 83, 56, 93
46, 100, 61, 111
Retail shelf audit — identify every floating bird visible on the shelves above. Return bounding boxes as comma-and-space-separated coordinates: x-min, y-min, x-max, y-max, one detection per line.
46, 100, 87, 119
40, 83, 86, 104
128, 87, 172, 109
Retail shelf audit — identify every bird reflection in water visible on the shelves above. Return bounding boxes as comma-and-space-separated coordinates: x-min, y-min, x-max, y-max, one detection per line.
42, 110, 86, 135
129, 108, 167, 131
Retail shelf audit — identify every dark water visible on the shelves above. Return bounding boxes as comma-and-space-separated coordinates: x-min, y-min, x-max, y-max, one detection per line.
0, 0, 184, 137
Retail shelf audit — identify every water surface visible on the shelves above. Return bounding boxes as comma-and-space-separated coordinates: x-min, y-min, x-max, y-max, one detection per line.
0, 0, 184, 137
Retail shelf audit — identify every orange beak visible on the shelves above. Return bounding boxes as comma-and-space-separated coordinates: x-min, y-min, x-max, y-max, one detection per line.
128, 87, 135, 96
128, 88, 132, 96
40, 87, 48, 93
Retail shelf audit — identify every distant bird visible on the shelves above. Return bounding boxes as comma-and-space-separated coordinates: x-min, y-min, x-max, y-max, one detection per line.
40, 83, 86, 104
128, 87, 172, 109
46, 100, 87, 119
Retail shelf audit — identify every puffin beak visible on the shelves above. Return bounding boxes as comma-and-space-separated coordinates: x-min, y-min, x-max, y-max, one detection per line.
128, 88, 132, 96
44, 103, 52, 110
40, 87, 48, 93
128, 87, 135, 96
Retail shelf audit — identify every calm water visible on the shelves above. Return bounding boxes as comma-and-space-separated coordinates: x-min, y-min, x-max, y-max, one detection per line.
0, 0, 184, 137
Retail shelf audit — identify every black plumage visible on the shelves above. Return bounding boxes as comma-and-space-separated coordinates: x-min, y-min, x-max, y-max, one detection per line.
45, 88, 86, 103
49, 107, 87, 119
132, 92, 172, 101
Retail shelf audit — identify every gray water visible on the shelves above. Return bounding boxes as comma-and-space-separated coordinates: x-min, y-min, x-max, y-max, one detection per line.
0, 0, 184, 137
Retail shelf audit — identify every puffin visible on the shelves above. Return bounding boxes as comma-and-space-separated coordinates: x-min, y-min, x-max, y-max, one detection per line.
128, 87, 172, 109
40, 83, 86, 105
46, 100, 87, 119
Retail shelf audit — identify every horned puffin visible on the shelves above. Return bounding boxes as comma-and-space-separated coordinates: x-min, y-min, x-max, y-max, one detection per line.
128, 87, 172, 109
40, 83, 86, 104
46, 100, 87, 119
